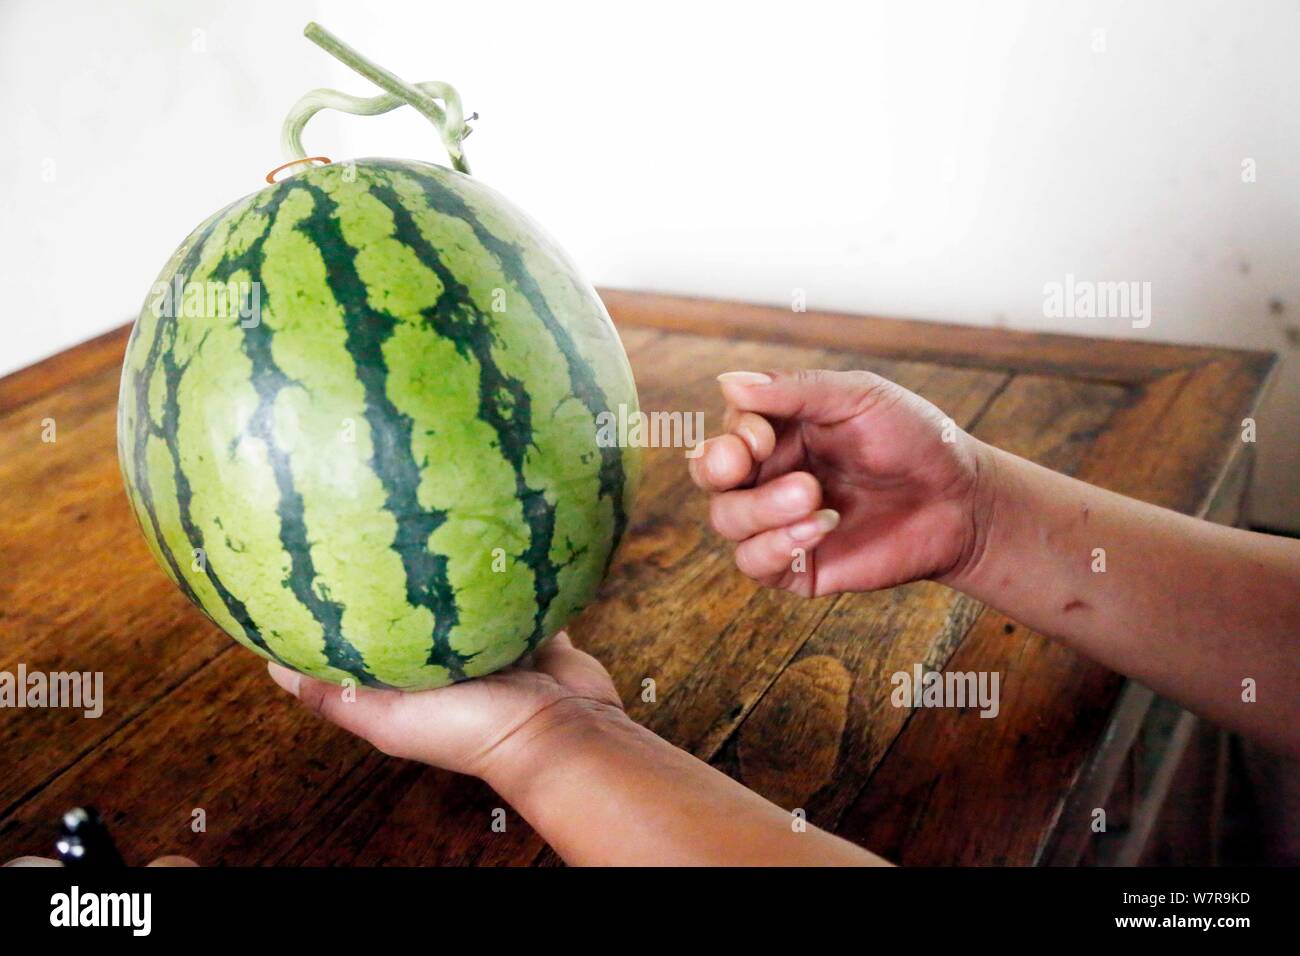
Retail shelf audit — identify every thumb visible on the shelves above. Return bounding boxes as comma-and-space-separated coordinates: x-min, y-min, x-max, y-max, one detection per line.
716, 369, 892, 424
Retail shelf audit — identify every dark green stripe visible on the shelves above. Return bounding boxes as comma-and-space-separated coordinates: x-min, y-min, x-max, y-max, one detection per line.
155, 323, 289, 667
130, 215, 226, 618
210, 187, 386, 686
378, 161, 630, 580
291, 180, 469, 680
136, 201, 294, 666
368, 177, 561, 651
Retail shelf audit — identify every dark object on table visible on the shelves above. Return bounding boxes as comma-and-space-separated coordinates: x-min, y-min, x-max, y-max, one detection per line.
55, 807, 126, 868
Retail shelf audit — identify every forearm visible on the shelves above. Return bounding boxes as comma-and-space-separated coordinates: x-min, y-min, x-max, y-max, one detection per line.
484, 701, 887, 866
951, 443, 1300, 755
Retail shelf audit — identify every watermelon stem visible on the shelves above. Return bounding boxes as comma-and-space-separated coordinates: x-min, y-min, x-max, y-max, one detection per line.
281, 22, 473, 174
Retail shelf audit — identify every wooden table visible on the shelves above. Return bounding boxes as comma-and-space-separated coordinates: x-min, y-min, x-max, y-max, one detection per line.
0, 290, 1275, 865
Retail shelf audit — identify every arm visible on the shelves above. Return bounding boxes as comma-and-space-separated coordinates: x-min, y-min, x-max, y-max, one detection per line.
268, 636, 886, 866
949, 444, 1300, 755
696, 369, 1300, 757
482, 696, 884, 866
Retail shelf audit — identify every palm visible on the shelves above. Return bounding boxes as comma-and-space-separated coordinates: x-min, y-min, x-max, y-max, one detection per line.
269, 632, 622, 777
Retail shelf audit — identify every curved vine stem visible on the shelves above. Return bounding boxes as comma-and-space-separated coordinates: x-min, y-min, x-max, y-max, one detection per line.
281, 22, 473, 174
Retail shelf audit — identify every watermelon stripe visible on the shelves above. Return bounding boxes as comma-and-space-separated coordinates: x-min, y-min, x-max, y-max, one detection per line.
366, 178, 562, 650
155, 330, 290, 667
129, 199, 308, 666
379, 161, 630, 566
291, 180, 470, 680
128, 215, 226, 616
209, 188, 387, 686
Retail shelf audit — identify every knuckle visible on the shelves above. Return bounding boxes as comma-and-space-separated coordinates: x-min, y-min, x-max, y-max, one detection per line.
733, 542, 768, 579
709, 436, 749, 485
710, 495, 750, 541
299, 681, 334, 720
700, 440, 727, 484
766, 471, 819, 514
786, 470, 820, 499
843, 370, 897, 410
793, 368, 829, 391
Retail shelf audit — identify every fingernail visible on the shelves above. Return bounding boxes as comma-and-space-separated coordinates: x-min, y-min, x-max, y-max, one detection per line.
736, 423, 760, 455
717, 371, 772, 386
267, 661, 301, 698
789, 509, 840, 542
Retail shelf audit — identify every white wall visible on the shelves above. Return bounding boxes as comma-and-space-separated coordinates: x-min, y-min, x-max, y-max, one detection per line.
2, 0, 1296, 527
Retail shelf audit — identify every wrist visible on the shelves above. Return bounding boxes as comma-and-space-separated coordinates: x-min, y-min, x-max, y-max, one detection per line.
939, 437, 1012, 595
478, 696, 642, 806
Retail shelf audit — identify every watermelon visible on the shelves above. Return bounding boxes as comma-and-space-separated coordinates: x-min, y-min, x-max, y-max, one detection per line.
117, 158, 640, 690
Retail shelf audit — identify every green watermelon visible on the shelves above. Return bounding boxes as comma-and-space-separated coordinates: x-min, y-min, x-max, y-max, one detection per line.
117, 158, 640, 690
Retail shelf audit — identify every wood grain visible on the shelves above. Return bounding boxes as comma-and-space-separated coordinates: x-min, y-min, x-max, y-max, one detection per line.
0, 291, 1274, 866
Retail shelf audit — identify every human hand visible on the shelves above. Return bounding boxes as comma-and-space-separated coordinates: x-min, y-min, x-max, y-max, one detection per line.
689, 369, 992, 596
266, 631, 628, 780
272, 629, 885, 866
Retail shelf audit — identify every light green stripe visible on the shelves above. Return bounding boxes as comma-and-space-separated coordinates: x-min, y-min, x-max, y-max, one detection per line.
385, 164, 630, 642
254, 180, 451, 687
330, 168, 540, 675
167, 238, 352, 678
447, 169, 643, 530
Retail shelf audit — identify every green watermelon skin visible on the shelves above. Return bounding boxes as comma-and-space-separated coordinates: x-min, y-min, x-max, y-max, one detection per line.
117, 159, 640, 690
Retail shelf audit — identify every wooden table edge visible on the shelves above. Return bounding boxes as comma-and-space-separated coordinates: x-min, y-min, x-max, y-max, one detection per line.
1, 292, 1279, 417
600, 288, 1278, 386
0, 323, 132, 418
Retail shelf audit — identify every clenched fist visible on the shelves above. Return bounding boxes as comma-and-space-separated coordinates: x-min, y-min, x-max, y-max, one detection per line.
688, 369, 991, 597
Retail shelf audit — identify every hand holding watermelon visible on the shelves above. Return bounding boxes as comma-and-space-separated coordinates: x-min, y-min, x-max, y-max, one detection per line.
266, 631, 623, 778
267, 632, 886, 866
